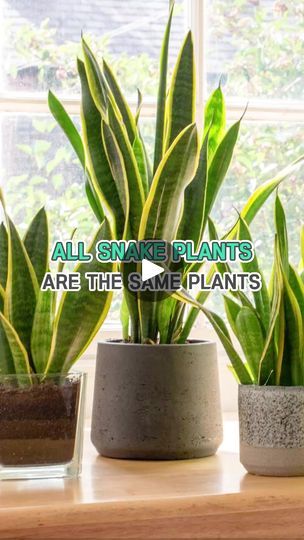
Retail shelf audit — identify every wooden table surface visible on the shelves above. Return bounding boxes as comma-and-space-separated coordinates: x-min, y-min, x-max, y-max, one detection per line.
1, 418, 304, 539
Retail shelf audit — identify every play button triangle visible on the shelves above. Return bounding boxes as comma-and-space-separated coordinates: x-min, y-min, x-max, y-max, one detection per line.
141, 259, 164, 282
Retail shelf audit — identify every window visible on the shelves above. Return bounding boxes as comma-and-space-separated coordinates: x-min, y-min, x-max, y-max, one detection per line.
1, 1, 303, 358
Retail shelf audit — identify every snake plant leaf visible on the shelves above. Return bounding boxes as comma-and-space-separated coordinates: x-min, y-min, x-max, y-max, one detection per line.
101, 121, 129, 236
0, 222, 8, 290
133, 134, 149, 197
224, 295, 241, 336
45, 219, 114, 375
153, 1, 174, 172
120, 291, 130, 341
165, 31, 195, 149
258, 239, 282, 385
235, 306, 264, 383
108, 102, 145, 238
238, 217, 270, 331
275, 193, 289, 274
48, 90, 104, 222
300, 225, 304, 272
275, 297, 286, 385
24, 207, 49, 286
82, 38, 107, 115
135, 88, 143, 125
0, 313, 15, 374
78, 58, 124, 238
103, 59, 136, 143
0, 312, 31, 377
31, 288, 54, 374
180, 164, 302, 344
288, 264, 304, 317
85, 175, 105, 223
123, 284, 140, 342
4, 217, 38, 356
48, 90, 85, 168
282, 264, 304, 385
238, 154, 304, 227
177, 131, 208, 247
174, 287, 253, 384
203, 84, 226, 161
0, 285, 4, 312
202, 117, 241, 233
139, 123, 199, 242
206, 217, 255, 312
138, 124, 198, 342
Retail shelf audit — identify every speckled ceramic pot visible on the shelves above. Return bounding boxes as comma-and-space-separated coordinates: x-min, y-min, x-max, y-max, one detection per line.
239, 385, 304, 476
91, 340, 223, 460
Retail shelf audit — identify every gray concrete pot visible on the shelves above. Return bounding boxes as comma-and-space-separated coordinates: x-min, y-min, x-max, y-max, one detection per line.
239, 385, 304, 476
91, 340, 223, 460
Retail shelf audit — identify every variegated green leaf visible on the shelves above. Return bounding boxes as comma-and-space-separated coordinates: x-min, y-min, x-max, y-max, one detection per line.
203, 84, 226, 161
4, 217, 38, 355
46, 219, 114, 374
24, 207, 49, 286
202, 117, 241, 232
0, 223, 8, 292
139, 124, 198, 242
165, 31, 195, 150
133, 134, 149, 197
238, 216, 270, 331
0, 312, 31, 378
177, 131, 208, 247
48, 90, 85, 167
236, 306, 264, 383
82, 38, 107, 115
78, 58, 124, 238
275, 193, 289, 274
103, 59, 136, 143
31, 288, 54, 374
153, 1, 174, 172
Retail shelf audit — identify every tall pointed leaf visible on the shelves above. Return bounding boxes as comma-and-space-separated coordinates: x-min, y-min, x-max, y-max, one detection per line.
108, 102, 145, 238
153, 2, 174, 172
78, 58, 125, 238
203, 85, 226, 161
103, 59, 136, 143
101, 121, 129, 238
165, 31, 195, 149
0, 223, 8, 290
238, 217, 270, 331
239, 154, 304, 226
4, 217, 38, 355
139, 124, 198, 242
235, 306, 264, 383
24, 207, 49, 286
0, 313, 31, 377
46, 220, 114, 374
82, 38, 107, 115
31, 289, 54, 374
133, 134, 149, 197
48, 90, 85, 168
202, 117, 241, 232
177, 132, 208, 247
275, 193, 289, 274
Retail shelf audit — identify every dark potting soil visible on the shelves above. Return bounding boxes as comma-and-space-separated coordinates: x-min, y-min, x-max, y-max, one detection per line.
0, 379, 80, 466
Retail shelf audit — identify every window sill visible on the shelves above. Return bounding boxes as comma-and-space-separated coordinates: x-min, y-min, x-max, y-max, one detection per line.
1, 415, 303, 539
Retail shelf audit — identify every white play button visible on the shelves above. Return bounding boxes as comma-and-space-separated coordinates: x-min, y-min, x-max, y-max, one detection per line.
141, 259, 164, 282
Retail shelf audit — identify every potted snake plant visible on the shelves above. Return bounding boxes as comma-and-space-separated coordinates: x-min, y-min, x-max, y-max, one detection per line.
0, 192, 113, 479
199, 194, 304, 476
49, 2, 303, 460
